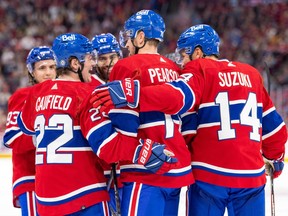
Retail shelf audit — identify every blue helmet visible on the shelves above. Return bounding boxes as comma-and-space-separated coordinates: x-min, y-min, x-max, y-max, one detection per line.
119, 10, 165, 47
91, 33, 122, 57
52, 33, 92, 68
26, 46, 56, 73
176, 24, 220, 58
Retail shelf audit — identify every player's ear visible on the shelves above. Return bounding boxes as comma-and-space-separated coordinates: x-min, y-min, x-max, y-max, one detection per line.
136, 31, 145, 45
194, 47, 204, 59
70, 58, 80, 71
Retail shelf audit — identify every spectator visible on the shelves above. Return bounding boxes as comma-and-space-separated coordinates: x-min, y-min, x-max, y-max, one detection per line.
0, 0, 287, 132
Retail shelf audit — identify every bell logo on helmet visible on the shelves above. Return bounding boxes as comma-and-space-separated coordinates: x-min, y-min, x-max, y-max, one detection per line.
190, 25, 204, 31
137, 10, 149, 15
40, 51, 51, 57
61, 34, 76, 42
101, 45, 110, 49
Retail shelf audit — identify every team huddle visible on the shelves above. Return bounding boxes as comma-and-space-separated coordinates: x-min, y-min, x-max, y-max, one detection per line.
3, 9, 287, 216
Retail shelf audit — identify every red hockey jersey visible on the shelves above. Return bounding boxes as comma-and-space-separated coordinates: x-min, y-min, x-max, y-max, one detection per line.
139, 58, 287, 188
89, 74, 123, 188
17, 80, 110, 215
90, 74, 105, 87
107, 53, 195, 188
3, 86, 35, 207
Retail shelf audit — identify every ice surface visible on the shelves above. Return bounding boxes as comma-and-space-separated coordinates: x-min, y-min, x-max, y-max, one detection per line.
0, 158, 287, 216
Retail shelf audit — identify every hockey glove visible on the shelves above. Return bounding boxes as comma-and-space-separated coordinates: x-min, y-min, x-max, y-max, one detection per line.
263, 156, 284, 178
90, 78, 140, 110
133, 138, 178, 175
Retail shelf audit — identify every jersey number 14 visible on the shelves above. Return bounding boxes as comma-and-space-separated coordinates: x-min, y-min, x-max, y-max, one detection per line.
216, 92, 261, 141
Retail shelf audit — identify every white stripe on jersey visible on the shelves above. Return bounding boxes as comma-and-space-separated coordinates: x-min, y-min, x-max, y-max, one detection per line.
192, 161, 265, 174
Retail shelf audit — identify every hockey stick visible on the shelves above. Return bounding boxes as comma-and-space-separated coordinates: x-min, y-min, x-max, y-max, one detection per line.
106, 56, 121, 216
264, 62, 271, 95
106, 164, 121, 216
106, 167, 116, 215
269, 167, 275, 216
111, 163, 121, 216
264, 62, 275, 216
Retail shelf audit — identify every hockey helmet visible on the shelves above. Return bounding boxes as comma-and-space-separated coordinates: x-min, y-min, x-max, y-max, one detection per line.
26, 46, 56, 73
176, 24, 220, 61
91, 33, 122, 57
119, 10, 165, 47
52, 33, 92, 68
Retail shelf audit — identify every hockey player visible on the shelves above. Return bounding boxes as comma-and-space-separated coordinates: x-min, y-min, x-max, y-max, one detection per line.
3, 46, 57, 216
91, 32, 123, 215
17, 32, 176, 216
91, 33, 122, 84
92, 10, 194, 216
91, 24, 287, 216
16, 33, 111, 216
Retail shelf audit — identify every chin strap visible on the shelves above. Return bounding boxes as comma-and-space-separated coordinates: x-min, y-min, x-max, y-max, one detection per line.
68, 65, 85, 82
77, 67, 84, 82
28, 73, 38, 85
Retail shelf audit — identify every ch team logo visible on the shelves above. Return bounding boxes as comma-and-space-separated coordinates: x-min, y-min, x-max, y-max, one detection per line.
60, 60, 66, 66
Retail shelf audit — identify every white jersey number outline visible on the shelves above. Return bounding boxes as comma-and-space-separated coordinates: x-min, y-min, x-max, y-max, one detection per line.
215, 92, 260, 141
34, 114, 73, 164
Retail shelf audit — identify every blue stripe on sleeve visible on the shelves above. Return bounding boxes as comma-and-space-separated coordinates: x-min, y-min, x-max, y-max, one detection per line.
108, 109, 139, 134
262, 109, 285, 136
87, 120, 116, 153
3, 128, 23, 146
167, 80, 195, 115
17, 112, 35, 136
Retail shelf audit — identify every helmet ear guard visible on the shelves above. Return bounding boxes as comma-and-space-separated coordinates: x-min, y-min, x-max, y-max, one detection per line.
176, 24, 220, 62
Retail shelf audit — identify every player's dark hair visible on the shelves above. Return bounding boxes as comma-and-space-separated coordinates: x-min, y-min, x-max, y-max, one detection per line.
146, 39, 160, 47
27, 70, 37, 85
194, 45, 219, 59
57, 56, 77, 76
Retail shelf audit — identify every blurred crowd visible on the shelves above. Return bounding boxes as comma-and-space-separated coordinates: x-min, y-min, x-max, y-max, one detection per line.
0, 0, 287, 131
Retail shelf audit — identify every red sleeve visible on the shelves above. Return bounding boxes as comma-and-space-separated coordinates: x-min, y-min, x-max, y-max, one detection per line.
79, 96, 139, 164
261, 86, 287, 160
138, 60, 205, 115
139, 83, 186, 114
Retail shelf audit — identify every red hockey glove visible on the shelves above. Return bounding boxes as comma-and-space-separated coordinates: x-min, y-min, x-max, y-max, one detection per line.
90, 78, 140, 110
263, 156, 284, 179
133, 138, 178, 175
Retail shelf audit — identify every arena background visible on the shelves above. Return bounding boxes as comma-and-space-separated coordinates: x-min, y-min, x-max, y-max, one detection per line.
0, 0, 287, 215
0, 0, 287, 154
